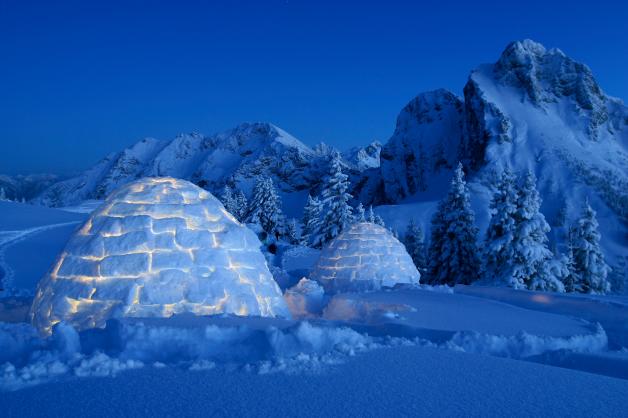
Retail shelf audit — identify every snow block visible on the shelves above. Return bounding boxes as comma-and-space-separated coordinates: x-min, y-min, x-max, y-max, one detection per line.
310, 222, 420, 293
31, 177, 290, 335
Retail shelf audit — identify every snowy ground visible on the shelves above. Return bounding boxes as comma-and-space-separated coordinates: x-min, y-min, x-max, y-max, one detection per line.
0, 202, 86, 297
0, 201, 627, 416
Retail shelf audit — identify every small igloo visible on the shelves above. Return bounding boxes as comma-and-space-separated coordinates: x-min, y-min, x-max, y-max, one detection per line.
31, 177, 290, 335
310, 222, 420, 293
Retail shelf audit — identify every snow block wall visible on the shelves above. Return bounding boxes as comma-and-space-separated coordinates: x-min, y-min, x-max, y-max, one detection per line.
310, 222, 420, 293
31, 177, 290, 335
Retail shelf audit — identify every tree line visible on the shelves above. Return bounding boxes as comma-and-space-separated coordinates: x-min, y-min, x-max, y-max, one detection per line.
219, 155, 612, 294
406, 163, 611, 294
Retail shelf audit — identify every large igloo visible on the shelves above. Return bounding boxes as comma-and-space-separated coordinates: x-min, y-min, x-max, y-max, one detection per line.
31, 177, 290, 335
310, 222, 420, 293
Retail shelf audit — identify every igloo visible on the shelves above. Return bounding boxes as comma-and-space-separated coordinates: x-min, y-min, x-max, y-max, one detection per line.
310, 222, 420, 293
31, 177, 290, 335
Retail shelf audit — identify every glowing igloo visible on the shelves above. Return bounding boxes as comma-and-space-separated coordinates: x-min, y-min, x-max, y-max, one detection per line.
31, 177, 290, 335
310, 222, 420, 293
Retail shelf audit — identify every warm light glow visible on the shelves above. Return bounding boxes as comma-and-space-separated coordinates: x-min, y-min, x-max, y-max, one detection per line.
31, 177, 289, 335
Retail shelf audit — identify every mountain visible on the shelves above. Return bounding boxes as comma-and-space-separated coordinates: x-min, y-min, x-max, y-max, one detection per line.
375, 39, 628, 270
343, 141, 382, 171
34, 123, 340, 208
0, 173, 60, 201
32, 40, 628, 269
379, 89, 465, 202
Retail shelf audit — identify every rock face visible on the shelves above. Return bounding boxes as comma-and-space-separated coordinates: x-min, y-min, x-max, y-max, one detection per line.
31, 177, 290, 335
310, 222, 420, 293
379, 89, 465, 202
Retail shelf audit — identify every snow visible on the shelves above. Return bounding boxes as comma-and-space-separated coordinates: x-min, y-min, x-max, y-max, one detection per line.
2, 342, 628, 418
2, 39, 628, 416
1, 275, 627, 416
30, 178, 290, 336
310, 223, 420, 293
0, 201, 87, 297
284, 278, 325, 318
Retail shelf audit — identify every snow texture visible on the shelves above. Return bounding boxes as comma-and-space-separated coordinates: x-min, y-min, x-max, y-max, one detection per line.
284, 278, 326, 318
310, 222, 420, 293
30, 178, 289, 336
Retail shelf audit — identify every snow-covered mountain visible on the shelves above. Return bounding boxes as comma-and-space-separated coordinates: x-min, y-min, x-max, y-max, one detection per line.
0, 174, 60, 201
379, 89, 465, 202
34, 123, 335, 207
343, 141, 382, 171
32, 40, 628, 267
375, 39, 628, 269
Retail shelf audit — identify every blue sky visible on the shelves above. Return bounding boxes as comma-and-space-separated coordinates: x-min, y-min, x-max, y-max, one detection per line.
1, 0, 627, 174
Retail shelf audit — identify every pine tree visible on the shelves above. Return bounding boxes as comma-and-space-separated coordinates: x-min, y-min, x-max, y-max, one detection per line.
234, 189, 248, 221
571, 201, 611, 294
404, 220, 427, 274
246, 176, 285, 237
426, 163, 480, 286
286, 218, 301, 245
512, 171, 563, 292
0, 187, 6, 201
368, 205, 376, 223
482, 169, 518, 286
317, 151, 353, 245
220, 185, 237, 216
562, 237, 580, 293
354, 202, 366, 223
301, 194, 323, 247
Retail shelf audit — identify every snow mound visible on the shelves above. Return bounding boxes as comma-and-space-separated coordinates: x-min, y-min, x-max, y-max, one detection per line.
30, 177, 290, 335
310, 222, 421, 293
285, 278, 326, 318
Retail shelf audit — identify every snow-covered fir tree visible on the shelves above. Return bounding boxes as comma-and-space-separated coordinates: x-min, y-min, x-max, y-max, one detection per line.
0, 187, 7, 201
286, 218, 301, 245
404, 220, 427, 274
482, 169, 518, 286
220, 185, 237, 216
301, 194, 323, 247
570, 201, 611, 294
511, 171, 563, 292
317, 151, 353, 245
354, 202, 366, 223
367, 205, 376, 223
234, 189, 248, 221
367, 205, 385, 227
246, 176, 285, 238
426, 163, 479, 286
561, 238, 580, 293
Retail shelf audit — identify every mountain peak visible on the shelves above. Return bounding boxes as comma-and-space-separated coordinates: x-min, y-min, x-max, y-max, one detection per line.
490, 39, 607, 128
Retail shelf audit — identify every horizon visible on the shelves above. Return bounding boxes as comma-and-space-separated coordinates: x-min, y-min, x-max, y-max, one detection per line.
2, 0, 628, 175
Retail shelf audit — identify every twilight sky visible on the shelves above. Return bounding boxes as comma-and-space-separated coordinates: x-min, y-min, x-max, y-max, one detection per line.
1, 0, 627, 175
